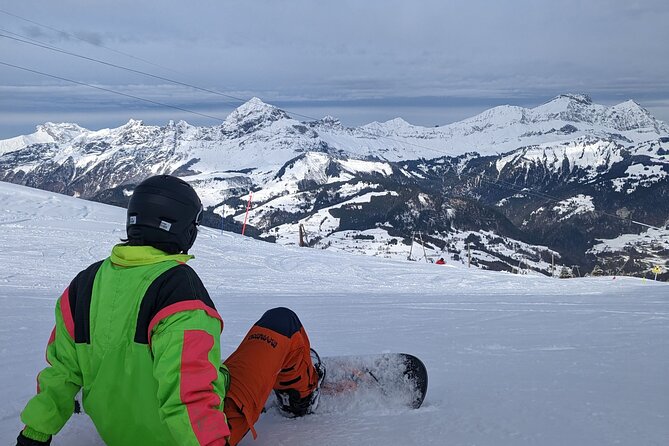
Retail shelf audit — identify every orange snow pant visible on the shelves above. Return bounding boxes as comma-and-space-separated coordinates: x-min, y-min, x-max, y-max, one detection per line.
223, 307, 318, 446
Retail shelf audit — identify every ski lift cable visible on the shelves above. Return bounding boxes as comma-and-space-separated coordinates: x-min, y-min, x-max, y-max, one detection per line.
1, 25, 486, 161
0, 8, 458, 137
0, 31, 250, 110
1, 30, 318, 149
0, 22, 531, 154
0, 27, 330, 124
0, 17, 664, 232
0, 8, 179, 74
0, 61, 228, 122
1, 23, 471, 150
0, 36, 342, 163
478, 175, 559, 202
478, 174, 664, 231
0, 28, 355, 139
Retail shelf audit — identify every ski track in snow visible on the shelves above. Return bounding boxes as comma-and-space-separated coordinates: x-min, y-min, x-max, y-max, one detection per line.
0, 181, 668, 446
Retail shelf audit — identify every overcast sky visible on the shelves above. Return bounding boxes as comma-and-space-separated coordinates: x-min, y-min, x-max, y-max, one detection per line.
1, 0, 668, 138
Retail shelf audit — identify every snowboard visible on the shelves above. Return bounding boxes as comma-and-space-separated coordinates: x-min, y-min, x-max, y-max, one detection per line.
308, 353, 427, 413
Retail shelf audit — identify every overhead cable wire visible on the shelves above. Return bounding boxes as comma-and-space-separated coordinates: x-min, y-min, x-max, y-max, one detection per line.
475, 169, 664, 231
0, 8, 179, 74
1, 27, 478, 152
0, 25, 533, 155
0, 25, 459, 131
0, 30, 248, 110
0, 61, 228, 122
1, 27, 371, 126
0, 27, 333, 123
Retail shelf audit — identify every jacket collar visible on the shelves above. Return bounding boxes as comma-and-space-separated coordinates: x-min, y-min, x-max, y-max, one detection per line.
110, 244, 194, 267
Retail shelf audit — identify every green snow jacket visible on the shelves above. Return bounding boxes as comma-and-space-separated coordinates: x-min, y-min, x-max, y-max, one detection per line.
20, 245, 231, 445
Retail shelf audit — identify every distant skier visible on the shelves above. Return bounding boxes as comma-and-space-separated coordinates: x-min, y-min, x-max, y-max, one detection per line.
435, 257, 446, 265
16, 175, 324, 446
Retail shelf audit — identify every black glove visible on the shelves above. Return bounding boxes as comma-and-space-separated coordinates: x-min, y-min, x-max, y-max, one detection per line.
16, 432, 52, 446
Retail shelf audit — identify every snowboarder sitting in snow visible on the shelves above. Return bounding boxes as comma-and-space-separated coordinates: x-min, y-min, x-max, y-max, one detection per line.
435, 257, 446, 265
16, 175, 325, 446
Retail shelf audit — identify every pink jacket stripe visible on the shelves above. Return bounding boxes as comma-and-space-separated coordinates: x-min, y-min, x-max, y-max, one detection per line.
180, 329, 230, 444
37, 289, 73, 393
59, 288, 75, 339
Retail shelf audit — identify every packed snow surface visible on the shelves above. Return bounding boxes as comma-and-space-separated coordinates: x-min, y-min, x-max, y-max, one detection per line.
0, 181, 667, 445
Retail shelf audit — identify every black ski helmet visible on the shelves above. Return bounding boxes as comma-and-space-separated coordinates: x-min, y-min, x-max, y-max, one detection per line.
126, 175, 203, 253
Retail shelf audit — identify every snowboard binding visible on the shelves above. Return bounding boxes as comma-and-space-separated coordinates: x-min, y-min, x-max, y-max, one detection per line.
275, 348, 326, 417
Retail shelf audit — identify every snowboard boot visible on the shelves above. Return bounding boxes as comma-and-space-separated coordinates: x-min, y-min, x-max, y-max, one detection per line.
275, 348, 326, 417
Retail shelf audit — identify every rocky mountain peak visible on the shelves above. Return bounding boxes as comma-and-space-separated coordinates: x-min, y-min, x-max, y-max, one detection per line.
360, 117, 414, 135
222, 97, 290, 135
605, 100, 662, 132
533, 94, 598, 119
459, 104, 526, 128
121, 119, 145, 128
315, 115, 344, 129
384, 117, 412, 127
36, 122, 87, 143
528, 94, 666, 133
166, 119, 192, 131
553, 93, 593, 105
608, 99, 650, 118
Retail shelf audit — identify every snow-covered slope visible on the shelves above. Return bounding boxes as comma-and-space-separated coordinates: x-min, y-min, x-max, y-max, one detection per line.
1, 182, 668, 446
0, 126, 56, 156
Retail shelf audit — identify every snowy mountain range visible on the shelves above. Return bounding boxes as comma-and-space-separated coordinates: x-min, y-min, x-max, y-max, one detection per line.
1, 94, 667, 278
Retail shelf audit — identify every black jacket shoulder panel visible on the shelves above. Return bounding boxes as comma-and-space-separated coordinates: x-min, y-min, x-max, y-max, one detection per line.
69, 260, 105, 344
134, 264, 216, 344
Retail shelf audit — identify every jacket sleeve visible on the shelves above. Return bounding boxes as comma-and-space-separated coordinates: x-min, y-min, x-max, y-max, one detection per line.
150, 306, 230, 446
20, 289, 82, 439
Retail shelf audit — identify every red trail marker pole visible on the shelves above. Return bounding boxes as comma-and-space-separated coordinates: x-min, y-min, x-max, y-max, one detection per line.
241, 191, 253, 236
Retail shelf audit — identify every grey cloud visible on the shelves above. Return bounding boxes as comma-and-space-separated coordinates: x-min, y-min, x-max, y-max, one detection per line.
20, 25, 105, 46
21, 25, 49, 39
1, 0, 668, 137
